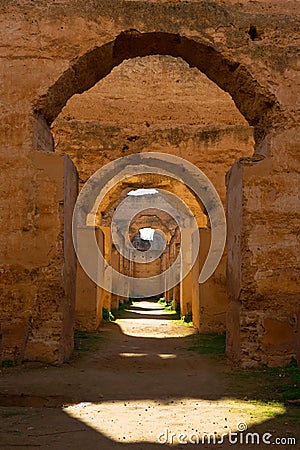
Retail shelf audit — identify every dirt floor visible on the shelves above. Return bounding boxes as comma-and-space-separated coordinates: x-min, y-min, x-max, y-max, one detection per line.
0, 300, 299, 449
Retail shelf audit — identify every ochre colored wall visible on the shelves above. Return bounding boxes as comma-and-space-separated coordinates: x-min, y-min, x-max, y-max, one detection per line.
75, 228, 104, 331
0, 0, 299, 366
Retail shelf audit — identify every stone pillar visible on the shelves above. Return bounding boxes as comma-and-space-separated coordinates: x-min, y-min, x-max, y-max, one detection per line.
111, 244, 120, 311
100, 226, 112, 311
75, 227, 104, 331
129, 249, 135, 298
191, 229, 200, 331
167, 240, 175, 304
120, 253, 130, 302
226, 161, 243, 364
1, 313, 32, 365
226, 137, 300, 367
118, 253, 124, 305
165, 244, 173, 302
173, 243, 181, 311
180, 229, 193, 318
161, 250, 168, 300
180, 272, 193, 318
22, 152, 77, 364
197, 229, 228, 333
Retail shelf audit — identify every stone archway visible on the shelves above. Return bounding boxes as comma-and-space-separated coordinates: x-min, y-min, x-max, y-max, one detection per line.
1, 23, 297, 368
33, 31, 282, 149
32, 32, 289, 367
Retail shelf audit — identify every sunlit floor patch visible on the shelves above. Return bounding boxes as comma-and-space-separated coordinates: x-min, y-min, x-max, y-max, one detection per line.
64, 398, 285, 444
115, 300, 197, 338
132, 301, 166, 310
119, 352, 177, 359
116, 318, 196, 338
124, 308, 174, 315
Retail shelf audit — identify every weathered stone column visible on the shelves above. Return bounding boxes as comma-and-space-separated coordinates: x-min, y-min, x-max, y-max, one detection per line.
111, 244, 120, 311
118, 253, 124, 297
180, 228, 193, 318
197, 229, 228, 333
165, 243, 173, 303
129, 249, 135, 298
75, 227, 104, 331
99, 226, 112, 311
161, 250, 168, 300
120, 253, 130, 302
19, 152, 77, 364
166, 240, 175, 304
191, 229, 200, 331
173, 243, 181, 311
226, 134, 300, 367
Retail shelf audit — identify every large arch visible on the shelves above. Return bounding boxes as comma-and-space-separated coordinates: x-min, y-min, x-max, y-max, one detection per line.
32, 32, 268, 359
91, 175, 210, 327
98, 174, 207, 229
33, 31, 282, 148
17, 30, 296, 368
0, 1, 298, 372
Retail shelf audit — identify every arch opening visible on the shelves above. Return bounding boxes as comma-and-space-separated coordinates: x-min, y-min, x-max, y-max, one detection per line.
29, 31, 278, 365
34, 31, 281, 150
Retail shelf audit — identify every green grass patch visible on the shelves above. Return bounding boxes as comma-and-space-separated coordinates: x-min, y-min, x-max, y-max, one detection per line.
112, 300, 135, 319
272, 366, 300, 401
229, 398, 285, 422
159, 300, 193, 324
226, 363, 300, 403
245, 399, 286, 419
73, 330, 105, 353
188, 333, 226, 354
0, 408, 26, 419
119, 299, 133, 309
225, 364, 300, 441
102, 307, 115, 322
157, 299, 180, 315
172, 318, 194, 327
182, 312, 193, 324
1, 360, 16, 368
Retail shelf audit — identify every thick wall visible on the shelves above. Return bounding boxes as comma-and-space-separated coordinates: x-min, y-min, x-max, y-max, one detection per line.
226, 142, 300, 366
131, 251, 163, 298
0, 151, 78, 364
226, 161, 243, 362
198, 229, 228, 333
75, 228, 104, 331
54, 120, 254, 205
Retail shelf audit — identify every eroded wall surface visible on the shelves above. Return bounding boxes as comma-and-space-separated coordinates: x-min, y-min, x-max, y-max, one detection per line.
0, 0, 299, 365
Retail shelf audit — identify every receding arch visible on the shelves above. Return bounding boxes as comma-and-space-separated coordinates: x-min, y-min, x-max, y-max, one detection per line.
98, 174, 208, 230
33, 30, 282, 147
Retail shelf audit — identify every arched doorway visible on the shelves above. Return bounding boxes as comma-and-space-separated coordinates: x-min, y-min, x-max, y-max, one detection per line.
3, 31, 287, 367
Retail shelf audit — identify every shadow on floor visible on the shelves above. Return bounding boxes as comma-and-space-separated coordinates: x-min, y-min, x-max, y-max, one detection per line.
0, 301, 298, 449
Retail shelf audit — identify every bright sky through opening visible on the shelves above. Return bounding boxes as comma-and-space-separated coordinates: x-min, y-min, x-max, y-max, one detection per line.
139, 227, 155, 241
127, 188, 158, 196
